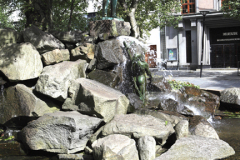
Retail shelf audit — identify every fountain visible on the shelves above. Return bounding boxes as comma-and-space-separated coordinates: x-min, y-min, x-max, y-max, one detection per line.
0, 3, 238, 159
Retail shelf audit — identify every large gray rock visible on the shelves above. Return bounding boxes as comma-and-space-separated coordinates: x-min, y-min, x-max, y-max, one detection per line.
88, 69, 120, 88
134, 108, 186, 127
220, 88, 240, 105
35, 60, 88, 102
0, 43, 43, 81
0, 84, 59, 124
175, 120, 189, 139
138, 136, 156, 160
50, 30, 84, 43
189, 116, 219, 139
154, 135, 235, 160
102, 114, 175, 145
71, 43, 95, 62
92, 134, 139, 160
23, 25, 65, 54
62, 78, 129, 122
20, 111, 103, 154
42, 49, 70, 65
89, 20, 131, 40
58, 153, 93, 160
95, 39, 125, 70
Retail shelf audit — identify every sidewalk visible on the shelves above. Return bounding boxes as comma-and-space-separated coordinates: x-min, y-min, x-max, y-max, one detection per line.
151, 69, 240, 91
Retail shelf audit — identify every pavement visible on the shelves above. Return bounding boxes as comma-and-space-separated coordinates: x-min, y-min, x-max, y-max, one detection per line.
151, 68, 240, 92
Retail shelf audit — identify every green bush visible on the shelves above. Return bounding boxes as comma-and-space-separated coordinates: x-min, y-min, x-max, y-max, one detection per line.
168, 79, 200, 90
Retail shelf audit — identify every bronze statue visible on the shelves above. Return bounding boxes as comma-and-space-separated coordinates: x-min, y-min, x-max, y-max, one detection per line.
102, 0, 118, 18
124, 42, 152, 105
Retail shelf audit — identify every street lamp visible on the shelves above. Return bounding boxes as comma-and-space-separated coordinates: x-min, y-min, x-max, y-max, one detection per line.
199, 10, 209, 78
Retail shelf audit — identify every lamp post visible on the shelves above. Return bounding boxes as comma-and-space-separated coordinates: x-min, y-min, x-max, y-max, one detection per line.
199, 10, 209, 78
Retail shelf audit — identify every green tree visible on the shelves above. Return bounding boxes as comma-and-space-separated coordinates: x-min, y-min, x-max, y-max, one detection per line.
221, 0, 240, 20
0, 0, 89, 31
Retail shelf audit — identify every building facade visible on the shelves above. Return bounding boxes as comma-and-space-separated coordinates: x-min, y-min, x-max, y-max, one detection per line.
160, 0, 240, 69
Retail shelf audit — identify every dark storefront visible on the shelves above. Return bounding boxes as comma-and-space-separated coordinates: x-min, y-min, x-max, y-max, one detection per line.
210, 27, 240, 68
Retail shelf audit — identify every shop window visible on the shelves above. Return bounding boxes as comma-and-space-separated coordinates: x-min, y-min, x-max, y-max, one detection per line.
182, 0, 195, 14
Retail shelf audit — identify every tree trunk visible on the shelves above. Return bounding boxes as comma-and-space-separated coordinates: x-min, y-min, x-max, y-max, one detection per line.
67, 0, 75, 31
128, 8, 140, 38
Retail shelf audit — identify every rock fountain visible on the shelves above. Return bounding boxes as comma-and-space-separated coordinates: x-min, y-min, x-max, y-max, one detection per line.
0, 5, 237, 160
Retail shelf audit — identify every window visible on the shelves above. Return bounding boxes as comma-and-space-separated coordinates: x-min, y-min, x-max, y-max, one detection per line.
182, 0, 195, 14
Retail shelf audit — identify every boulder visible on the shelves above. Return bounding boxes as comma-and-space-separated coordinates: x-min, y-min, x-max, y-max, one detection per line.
20, 111, 103, 154
95, 39, 126, 70
147, 76, 172, 92
175, 120, 189, 139
62, 78, 129, 122
189, 115, 219, 139
23, 25, 65, 54
220, 88, 240, 105
71, 43, 95, 61
0, 43, 43, 82
41, 49, 70, 65
0, 84, 59, 124
134, 108, 186, 127
0, 28, 22, 49
35, 60, 88, 102
58, 153, 93, 160
138, 136, 156, 160
154, 135, 235, 160
50, 30, 85, 43
127, 93, 144, 112
92, 134, 139, 160
181, 87, 220, 116
89, 20, 131, 40
88, 69, 120, 88
102, 114, 175, 145
87, 58, 97, 71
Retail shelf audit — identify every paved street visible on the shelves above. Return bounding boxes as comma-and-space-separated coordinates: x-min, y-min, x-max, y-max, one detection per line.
151, 69, 240, 91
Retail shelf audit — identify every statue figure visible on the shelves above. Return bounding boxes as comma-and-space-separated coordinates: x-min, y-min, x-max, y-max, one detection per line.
102, 0, 118, 18
124, 42, 152, 105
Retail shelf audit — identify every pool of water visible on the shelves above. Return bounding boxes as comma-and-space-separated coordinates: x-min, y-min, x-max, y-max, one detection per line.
212, 118, 240, 160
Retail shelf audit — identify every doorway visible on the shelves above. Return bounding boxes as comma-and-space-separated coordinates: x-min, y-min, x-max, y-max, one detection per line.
210, 44, 238, 68
186, 31, 192, 63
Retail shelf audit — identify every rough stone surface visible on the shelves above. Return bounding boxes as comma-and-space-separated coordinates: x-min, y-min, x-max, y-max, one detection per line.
95, 39, 126, 70
42, 49, 70, 65
58, 153, 93, 160
50, 30, 84, 43
154, 135, 235, 160
134, 108, 186, 127
189, 116, 219, 139
89, 20, 131, 40
138, 136, 156, 160
35, 60, 88, 102
0, 84, 59, 124
87, 58, 97, 71
220, 87, 240, 105
102, 114, 175, 144
88, 69, 120, 88
92, 134, 139, 160
175, 120, 189, 139
0, 43, 43, 81
181, 86, 220, 116
127, 93, 144, 113
147, 76, 172, 92
20, 111, 103, 154
71, 43, 95, 61
62, 78, 129, 122
23, 25, 65, 54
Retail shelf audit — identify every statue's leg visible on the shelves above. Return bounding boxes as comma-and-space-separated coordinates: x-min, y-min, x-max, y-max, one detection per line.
111, 0, 117, 18
103, 0, 110, 17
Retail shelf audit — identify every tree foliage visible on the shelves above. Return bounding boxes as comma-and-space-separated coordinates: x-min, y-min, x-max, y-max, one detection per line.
221, 0, 240, 20
0, 0, 89, 31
